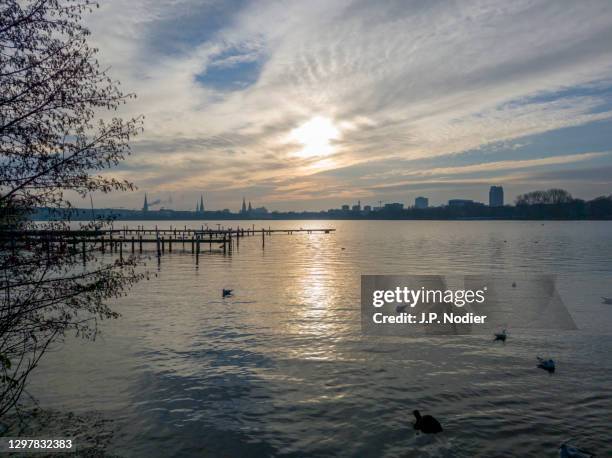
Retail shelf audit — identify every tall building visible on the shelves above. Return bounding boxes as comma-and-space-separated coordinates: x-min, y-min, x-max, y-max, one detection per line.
143, 193, 149, 212
199, 195, 205, 212
248, 201, 252, 213
415, 196, 428, 209
489, 186, 504, 207
241, 197, 247, 214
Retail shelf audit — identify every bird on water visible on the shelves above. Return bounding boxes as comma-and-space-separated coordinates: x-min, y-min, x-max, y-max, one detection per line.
537, 357, 555, 373
494, 329, 507, 342
559, 442, 595, 458
413, 410, 443, 434
222, 289, 233, 298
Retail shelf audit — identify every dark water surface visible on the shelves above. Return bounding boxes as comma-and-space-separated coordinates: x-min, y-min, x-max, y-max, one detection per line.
30, 221, 612, 457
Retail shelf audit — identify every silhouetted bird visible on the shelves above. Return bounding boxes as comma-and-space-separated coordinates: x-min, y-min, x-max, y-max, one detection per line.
222, 289, 233, 298
494, 329, 507, 342
559, 442, 595, 458
602, 296, 612, 305
413, 410, 443, 434
537, 357, 555, 373
396, 304, 408, 313
512, 282, 517, 288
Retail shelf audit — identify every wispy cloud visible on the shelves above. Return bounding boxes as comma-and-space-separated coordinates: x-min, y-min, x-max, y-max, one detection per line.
83, 0, 612, 209
368, 152, 610, 183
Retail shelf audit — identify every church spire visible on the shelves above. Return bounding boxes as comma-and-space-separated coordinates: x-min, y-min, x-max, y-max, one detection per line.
200, 194, 205, 213
143, 193, 149, 212
241, 197, 247, 214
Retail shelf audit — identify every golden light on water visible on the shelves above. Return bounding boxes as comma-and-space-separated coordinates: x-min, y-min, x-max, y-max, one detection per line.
289, 116, 340, 158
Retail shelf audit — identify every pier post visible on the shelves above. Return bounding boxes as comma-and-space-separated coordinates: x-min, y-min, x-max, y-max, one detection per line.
131, 236, 135, 254
262, 228, 265, 248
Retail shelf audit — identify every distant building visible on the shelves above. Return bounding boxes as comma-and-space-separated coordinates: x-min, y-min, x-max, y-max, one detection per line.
384, 202, 404, 211
448, 199, 474, 207
352, 200, 361, 212
341, 204, 350, 212
415, 197, 428, 209
200, 195, 205, 212
240, 197, 247, 214
143, 193, 149, 212
251, 206, 268, 216
489, 186, 504, 207
363, 205, 372, 212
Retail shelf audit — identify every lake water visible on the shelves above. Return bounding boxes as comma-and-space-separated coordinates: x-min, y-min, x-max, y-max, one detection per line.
30, 220, 612, 457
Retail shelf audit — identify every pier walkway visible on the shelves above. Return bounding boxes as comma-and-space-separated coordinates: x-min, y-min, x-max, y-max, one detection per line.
1, 226, 335, 265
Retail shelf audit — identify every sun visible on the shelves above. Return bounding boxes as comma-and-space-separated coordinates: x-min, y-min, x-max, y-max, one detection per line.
289, 116, 340, 158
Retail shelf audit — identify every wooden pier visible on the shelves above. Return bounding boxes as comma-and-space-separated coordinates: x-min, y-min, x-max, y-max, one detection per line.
1, 226, 335, 265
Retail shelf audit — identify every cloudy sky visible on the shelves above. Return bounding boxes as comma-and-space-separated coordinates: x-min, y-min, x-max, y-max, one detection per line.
86, 0, 612, 211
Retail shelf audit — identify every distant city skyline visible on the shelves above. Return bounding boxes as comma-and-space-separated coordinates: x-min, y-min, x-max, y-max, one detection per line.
76, 1, 612, 211
44, 182, 612, 221
128, 184, 596, 213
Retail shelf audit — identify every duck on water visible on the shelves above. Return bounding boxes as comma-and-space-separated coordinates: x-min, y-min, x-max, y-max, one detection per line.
413, 410, 443, 434
494, 329, 507, 342
559, 442, 595, 458
537, 357, 555, 373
